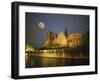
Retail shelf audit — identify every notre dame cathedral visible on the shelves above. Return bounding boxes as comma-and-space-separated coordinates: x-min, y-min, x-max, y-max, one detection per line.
45, 28, 82, 47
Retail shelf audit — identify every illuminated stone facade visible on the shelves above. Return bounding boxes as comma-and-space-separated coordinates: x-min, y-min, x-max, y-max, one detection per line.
45, 31, 82, 47
67, 33, 82, 47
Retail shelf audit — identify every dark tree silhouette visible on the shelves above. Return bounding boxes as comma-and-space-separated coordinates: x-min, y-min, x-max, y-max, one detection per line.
80, 30, 89, 47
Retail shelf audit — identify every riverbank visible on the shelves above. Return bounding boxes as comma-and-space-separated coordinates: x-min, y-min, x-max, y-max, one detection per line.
26, 52, 89, 59
26, 46, 89, 59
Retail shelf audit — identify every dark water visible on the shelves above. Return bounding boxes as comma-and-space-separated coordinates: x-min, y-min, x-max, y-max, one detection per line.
25, 56, 89, 68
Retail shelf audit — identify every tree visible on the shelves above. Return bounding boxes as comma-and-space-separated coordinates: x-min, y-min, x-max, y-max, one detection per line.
80, 30, 89, 47
26, 44, 34, 51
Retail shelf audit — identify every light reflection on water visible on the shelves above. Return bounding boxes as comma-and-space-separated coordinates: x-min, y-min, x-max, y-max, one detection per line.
25, 54, 89, 68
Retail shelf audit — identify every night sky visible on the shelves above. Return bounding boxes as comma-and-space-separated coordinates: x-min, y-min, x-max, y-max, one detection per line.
25, 12, 89, 48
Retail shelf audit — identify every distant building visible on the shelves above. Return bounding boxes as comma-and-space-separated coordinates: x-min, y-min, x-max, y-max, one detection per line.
67, 33, 82, 47
45, 30, 82, 47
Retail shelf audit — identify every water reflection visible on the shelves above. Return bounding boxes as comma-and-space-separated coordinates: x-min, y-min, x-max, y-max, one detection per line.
25, 55, 89, 68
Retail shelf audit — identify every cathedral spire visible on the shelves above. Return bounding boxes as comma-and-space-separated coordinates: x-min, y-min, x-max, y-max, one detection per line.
65, 27, 68, 37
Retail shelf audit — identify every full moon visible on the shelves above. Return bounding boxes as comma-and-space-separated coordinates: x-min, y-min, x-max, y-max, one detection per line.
38, 22, 45, 29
